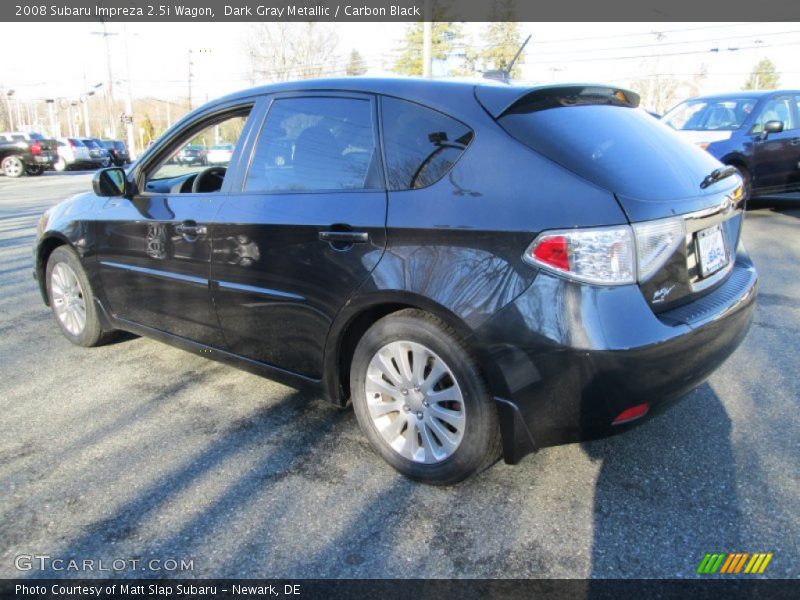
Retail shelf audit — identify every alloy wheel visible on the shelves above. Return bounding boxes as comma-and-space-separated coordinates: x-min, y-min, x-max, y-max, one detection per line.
365, 340, 466, 464
50, 262, 87, 336
3, 157, 23, 177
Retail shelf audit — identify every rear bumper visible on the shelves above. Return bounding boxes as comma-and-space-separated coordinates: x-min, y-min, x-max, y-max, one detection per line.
475, 248, 758, 463
27, 153, 56, 167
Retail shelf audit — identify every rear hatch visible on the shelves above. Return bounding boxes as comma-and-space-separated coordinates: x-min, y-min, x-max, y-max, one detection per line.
478, 84, 746, 312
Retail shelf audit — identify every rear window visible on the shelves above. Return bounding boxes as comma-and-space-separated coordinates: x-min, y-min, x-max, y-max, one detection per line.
381, 97, 473, 191
28, 132, 45, 140
498, 105, 722, 201
83, 140, 98, 148
69, 138, 85, 146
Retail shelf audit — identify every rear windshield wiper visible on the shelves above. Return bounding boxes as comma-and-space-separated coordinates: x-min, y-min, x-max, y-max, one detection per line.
700, 165, 737, 189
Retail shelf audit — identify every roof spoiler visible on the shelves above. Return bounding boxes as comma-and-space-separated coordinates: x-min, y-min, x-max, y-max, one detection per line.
475, 84, 640, 118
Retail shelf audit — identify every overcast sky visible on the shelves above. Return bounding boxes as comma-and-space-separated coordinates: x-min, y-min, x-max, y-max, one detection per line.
1, 21, 798, 108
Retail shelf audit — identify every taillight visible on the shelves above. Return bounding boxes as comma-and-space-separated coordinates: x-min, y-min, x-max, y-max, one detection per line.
524, 225, 635, 285
632, 217, 685, 281
30, 141, 42, 155
523, 215, 688, 286
612, 402, 649, 425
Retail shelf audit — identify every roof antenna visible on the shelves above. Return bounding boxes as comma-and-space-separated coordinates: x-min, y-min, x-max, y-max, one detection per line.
483, 34, 531, 83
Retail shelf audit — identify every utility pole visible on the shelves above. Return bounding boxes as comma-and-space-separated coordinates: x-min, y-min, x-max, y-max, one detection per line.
123, 25, 137, 158
46, 99, 57, 137
187, 49, 194, 111
91, 22, 119, 137
4, 89, 15, 131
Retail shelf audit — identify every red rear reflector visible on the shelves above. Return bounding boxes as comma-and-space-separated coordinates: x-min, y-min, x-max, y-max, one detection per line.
531, 235, 569, 271
612, 402, 649, 425
30, 141, 42, 155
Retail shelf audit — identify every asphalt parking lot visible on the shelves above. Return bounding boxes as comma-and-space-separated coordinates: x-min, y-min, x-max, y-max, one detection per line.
0, 172, 797, 579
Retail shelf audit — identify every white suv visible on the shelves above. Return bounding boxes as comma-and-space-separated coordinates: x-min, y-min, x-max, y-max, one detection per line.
54, 138, 93, 171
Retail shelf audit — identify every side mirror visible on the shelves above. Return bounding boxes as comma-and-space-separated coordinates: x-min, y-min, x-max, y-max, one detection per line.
92, 167, 128, 197
764, 120, 784, 135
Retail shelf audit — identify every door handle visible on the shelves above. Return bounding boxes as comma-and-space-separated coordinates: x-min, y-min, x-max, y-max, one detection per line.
790, 138, 800, 146
175, 221, 207, 238
318, 231, 369, 243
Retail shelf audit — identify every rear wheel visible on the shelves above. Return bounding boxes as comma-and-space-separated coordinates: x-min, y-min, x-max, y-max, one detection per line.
350, 309, 501, 485
2, 155, 25, 177
46, 246, 114, 347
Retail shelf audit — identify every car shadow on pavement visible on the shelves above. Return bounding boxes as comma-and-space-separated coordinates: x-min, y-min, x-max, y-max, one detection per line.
583, 383, 741, 582
21, 389, 349, 580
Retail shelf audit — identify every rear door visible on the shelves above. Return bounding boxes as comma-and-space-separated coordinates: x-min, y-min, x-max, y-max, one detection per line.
211, 92, 387, 378
95, 100, 262, 347
750, 94, 800, 192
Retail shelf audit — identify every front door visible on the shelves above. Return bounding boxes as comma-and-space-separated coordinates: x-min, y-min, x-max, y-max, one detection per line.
750, 95, 800, 193
95, 103, 259, 346
211, 93, 387, 378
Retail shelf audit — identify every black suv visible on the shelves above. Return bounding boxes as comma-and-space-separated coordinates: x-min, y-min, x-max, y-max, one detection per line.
176, 144, 208, 166
101, 140, 131, 166
34, 79, 757, 484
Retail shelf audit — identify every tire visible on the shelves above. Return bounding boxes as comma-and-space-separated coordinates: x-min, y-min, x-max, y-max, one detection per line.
53, 157, 67, 172
350, 309, 501, 485
100, 158, 111, 168
46, 246, 114, 347
733, 165, 753, 203
2, 155, 25, 177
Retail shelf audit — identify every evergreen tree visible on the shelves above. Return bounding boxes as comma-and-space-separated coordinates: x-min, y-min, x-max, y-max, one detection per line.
346, 49, 367, 76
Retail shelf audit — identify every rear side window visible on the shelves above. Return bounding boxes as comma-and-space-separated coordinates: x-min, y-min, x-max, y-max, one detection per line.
69, 138, 84, 146
245, 96, 379, 193
381, 97, 473, 191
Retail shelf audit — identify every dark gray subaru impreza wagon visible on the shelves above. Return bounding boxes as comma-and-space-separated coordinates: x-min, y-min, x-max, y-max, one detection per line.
34, 79, 757, 484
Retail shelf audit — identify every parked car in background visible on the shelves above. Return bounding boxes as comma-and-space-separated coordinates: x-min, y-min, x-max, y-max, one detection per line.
100, 140, 130, 166
34, 79, 757, 484
81, 138, 112, 168
176, 144, 207, 166
662, 90, 800, 198
54, 138, 93, 171
0, 131, 57, 176
206, 143, 234, 166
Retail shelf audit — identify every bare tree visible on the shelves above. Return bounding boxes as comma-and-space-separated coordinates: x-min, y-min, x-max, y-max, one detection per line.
245, 23, 339, 83
631, 62, 708, 115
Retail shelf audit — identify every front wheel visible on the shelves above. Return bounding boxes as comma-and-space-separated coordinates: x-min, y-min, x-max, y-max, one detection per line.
733, 165, 752, 203
350, 309, 501, 485
46, 246, 114, 347
2, 155, 25, 177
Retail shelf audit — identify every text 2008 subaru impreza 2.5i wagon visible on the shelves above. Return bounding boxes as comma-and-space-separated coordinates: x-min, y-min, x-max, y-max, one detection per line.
33, 79, 757, 484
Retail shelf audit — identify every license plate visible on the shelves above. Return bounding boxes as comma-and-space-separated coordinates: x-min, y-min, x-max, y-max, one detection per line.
697, 224, 728, 277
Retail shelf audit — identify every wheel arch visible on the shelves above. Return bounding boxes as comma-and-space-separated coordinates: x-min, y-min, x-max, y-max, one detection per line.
323, 291, 508, 408
35, 234, 71, 305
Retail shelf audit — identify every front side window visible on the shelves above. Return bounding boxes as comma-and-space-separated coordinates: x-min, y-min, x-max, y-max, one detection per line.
147, 109, 251, 188
381, 97, 474, 191
244, 96, 378, 193
752, 96, 796, 133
